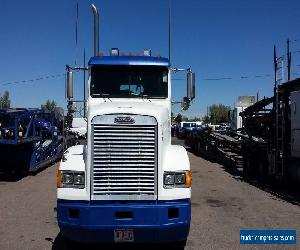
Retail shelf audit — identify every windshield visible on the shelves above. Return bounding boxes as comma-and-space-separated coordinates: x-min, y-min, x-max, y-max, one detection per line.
90, 65, 168, 98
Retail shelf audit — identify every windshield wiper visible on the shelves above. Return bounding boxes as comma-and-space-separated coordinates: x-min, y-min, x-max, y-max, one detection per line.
93, 93, 111, 97
93, 93, 112, 102
126, 92, 147, 97
134, 93, 152, 102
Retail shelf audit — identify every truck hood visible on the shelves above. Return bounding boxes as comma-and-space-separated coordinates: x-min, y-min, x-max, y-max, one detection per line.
88, 99, 170, 126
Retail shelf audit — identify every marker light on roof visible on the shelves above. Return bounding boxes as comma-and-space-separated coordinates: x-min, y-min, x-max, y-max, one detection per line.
110, 48, 119, 56
143, 49, 151, 56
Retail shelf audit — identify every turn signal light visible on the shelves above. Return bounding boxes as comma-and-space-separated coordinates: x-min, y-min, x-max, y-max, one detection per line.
185, 170, 192, 188
163, 170, 191, 188
57, 170, 62, 188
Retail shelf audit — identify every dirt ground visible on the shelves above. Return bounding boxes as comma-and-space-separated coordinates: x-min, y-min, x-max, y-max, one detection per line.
0, 138, 299, 249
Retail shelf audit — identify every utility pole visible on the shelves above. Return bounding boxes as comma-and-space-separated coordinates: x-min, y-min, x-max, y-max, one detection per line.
168, 0, 171, 64
83, 48, 86, 118
287, 39, 292, 81
274, 45, 277, 88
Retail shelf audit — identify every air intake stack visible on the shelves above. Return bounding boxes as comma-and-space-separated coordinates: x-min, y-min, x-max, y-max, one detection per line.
91, 4, 99, 56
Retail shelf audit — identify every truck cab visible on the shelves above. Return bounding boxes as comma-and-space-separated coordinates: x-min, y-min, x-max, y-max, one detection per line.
57, 49, 194, 245
230, 96, 256, 130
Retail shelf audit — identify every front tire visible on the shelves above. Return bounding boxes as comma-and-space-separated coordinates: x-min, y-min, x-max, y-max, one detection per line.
171, 239, 187, 250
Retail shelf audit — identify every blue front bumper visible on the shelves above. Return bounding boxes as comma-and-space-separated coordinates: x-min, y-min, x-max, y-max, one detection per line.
57, 199, 191, 243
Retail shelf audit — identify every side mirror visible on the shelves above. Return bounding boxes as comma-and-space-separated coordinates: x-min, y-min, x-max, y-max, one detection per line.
66, 71, 73, 99
187, 72, 195, 100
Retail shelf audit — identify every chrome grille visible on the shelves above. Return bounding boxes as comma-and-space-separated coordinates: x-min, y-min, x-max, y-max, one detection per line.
92, 115, 157, 199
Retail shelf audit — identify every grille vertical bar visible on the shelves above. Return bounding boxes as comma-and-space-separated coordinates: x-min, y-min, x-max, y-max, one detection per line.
91, 115, 157, 200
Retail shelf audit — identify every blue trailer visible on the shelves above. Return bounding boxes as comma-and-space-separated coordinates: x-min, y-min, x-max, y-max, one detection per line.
0, 108, 64, 173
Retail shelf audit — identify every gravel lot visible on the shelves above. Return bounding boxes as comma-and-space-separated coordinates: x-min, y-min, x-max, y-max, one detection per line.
0, 138, 299, 249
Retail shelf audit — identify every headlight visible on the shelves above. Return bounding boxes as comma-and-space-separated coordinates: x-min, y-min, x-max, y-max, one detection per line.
62, 173, 74, 184
174, 173, 186, 184
164, 171, 191, 188
57, 170, 85, 188
74, 173, 85, 185
164, 174, 175, 185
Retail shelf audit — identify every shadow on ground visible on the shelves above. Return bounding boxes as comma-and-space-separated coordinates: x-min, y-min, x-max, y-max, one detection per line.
0, 172, 27, 182
51, 233, 184, 250
0, 159, 60, 182
185, 144, 300, 206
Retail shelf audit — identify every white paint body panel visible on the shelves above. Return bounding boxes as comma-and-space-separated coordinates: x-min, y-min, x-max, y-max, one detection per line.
231, 107, 243, 130
57, 145, 89, 200
70, 118, 87, 137
58, 70, 191, 201
160, 145, 191, 200
231, 96, 255, 130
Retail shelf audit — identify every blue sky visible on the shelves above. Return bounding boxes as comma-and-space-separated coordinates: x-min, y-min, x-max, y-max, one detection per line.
0, 0, 299, 117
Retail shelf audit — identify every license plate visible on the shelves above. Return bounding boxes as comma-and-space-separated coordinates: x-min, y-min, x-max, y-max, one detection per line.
114, 229, 134, 242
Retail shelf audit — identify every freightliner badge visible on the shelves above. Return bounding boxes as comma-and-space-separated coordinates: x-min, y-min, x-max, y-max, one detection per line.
114, 116, 135, 124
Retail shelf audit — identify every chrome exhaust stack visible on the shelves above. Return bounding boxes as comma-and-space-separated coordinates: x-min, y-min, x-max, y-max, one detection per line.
91, 4, 99, 56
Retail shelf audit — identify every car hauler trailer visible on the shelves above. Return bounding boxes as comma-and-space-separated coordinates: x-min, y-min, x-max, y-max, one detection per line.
241, 78, 300, 184
57, 4, 195, 246
187, 78, 300, 185
186, 96, 255, 167
0, 108, 63, 173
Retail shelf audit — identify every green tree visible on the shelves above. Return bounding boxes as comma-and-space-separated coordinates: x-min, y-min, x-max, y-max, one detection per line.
209, 104, 231, 124
41, 100, 57, 112
182, 115, 189, 122
203, 115, 210, 123
174, 113, 183, 123
0, 91, 11, 109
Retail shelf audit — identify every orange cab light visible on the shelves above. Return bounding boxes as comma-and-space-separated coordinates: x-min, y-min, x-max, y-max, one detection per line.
185, 170, 192, 188
98, 52, 104, 57
57, 170, 62, 188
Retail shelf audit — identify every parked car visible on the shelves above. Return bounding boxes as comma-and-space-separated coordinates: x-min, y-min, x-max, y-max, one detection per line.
177, 122, 197, 139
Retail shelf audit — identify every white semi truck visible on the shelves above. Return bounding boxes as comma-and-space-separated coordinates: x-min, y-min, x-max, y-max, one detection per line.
230, 96, 256, 130
57, 4, 195, 246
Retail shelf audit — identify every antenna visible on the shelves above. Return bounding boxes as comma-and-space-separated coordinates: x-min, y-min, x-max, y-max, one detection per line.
75, 1, 79, 66
168, 0, 171, 64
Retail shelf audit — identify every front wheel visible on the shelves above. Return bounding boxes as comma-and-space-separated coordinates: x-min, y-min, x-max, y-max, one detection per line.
167, 240, 187, 250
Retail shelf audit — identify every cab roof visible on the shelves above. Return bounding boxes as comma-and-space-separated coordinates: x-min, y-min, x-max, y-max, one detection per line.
88, 56, 170, 67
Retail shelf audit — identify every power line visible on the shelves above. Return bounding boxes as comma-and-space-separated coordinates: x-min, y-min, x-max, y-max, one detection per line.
203, 77, 232, 81
1, 67, 297, 87
203, 74, 272, 81
1, 73, 65, 86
